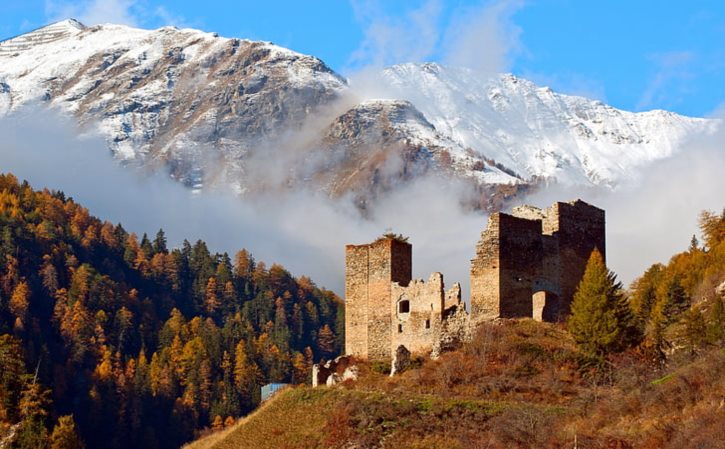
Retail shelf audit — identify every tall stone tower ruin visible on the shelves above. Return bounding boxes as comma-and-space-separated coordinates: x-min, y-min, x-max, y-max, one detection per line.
345, 237, 412, 361
470, 199, 605, 322
470, 213, 545, 320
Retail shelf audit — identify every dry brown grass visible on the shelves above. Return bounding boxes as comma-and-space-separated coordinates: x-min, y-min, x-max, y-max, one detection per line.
182, 389, 294, 449
185, 320, 725, 449
182, 424, 239, 449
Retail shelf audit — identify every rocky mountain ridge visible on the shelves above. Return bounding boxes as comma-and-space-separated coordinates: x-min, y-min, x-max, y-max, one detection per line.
0, 19, 719, 206
377, 63, 718, 186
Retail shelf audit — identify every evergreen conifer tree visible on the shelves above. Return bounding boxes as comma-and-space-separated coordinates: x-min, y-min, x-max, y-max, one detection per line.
153, 229, 168, 254
706, 296, 724, 344
568, 249, 638, 357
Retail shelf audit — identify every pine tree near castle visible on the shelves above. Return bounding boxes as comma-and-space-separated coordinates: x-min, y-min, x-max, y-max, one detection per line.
568, 249, 638, 357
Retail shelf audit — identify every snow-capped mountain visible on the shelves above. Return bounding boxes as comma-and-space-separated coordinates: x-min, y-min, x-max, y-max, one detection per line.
316, 99, 520, 198
0, 20, 719, 206
376, 63, 718, 186
0, 19, 346, 189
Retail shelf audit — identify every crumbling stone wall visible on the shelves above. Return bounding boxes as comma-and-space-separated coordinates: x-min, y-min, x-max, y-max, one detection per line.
445, 282, 462, 311
345, 245, 370, 359
470, 214, 502, 321
432, 302, 470, 358
470, 213, 543, 321
471, 199, 605, 322
390, 272, 450, 356
546, 200, 605, 316
498, 214, 544, 318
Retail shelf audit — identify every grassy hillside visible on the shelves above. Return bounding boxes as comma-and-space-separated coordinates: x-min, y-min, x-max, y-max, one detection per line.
186, 320, 724, 448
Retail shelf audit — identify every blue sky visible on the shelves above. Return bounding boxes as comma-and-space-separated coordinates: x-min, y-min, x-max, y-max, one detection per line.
1, 0, 723, 117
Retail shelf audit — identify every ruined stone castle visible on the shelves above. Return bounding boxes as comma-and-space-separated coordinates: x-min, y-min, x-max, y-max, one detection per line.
345, 199, 605, 361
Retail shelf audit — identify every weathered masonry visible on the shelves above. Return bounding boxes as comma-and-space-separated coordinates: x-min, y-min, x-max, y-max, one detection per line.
345, 199, 605, 362
345, 238, 412, 361
471, 199, 605, 322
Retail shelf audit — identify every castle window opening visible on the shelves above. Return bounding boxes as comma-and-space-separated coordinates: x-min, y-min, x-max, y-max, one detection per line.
398, 324, 403, 333
398, 300, 410, 314
425, 319, 430, 329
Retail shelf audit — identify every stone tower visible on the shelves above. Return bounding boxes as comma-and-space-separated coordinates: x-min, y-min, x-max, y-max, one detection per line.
546, 200, 605, 316
470, 199, 605, 322
345, 237, 412, 361
469, 213, 544, 321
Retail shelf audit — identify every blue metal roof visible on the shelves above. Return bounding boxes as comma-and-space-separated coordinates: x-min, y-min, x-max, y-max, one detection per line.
261, 383, 289, 401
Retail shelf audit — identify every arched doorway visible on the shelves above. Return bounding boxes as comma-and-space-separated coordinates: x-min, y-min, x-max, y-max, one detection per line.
532, 291, 558, 322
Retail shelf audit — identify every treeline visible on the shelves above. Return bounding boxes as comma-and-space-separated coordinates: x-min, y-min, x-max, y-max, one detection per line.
0, 173, 344, 449
568, 208, 724, 361
629, 209, 724, 355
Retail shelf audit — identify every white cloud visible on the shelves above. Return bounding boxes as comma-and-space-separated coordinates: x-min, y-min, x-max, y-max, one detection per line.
707, 101, 725, 118
348, 0, 442, 69
153, 5, 194, 29
0, 107, 487, 296
442, 0, 523, 76
347, 0, 523, 75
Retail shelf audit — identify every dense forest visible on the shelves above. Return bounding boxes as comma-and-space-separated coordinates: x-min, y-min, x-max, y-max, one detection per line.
628, 208, 724, 356
0, 173, 344, 449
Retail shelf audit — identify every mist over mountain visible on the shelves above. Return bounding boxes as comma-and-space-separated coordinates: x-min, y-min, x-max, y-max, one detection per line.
1, 19, 723, 295
0, 19, 719, 209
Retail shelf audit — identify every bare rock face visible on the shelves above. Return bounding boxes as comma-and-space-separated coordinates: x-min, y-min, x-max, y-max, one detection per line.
316, 100, 442, 202
310, 99, 521, 209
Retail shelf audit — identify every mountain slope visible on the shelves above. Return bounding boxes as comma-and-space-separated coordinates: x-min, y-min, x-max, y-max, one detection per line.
184, 320, 725, 449
313, 99, 521, 201
0, 19, 346, 189
0, 172, 344, 449
0, 20, 719, 203
377, 63, 719, 186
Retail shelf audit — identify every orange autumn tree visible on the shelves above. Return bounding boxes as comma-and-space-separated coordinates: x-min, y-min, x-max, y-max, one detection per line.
0, 173, 344, 449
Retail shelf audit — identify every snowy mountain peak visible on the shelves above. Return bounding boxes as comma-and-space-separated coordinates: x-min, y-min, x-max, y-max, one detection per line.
0, 19, 347, 160
55, 18, 87, 30
378, 62, 718, 186
0, 21, 720, 207
0, 18, 86, 54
